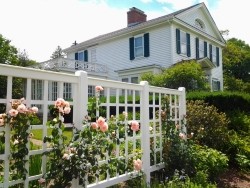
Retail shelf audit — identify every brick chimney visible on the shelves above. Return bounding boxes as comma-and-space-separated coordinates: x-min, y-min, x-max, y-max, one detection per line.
127, 7, 147, 27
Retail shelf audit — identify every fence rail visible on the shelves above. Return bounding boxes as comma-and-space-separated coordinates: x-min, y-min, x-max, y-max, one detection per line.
0, 64, 186, 188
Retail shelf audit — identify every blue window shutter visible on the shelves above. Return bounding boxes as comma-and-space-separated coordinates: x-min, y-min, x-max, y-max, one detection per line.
187, 33, 191, 57
176, 29, 181, 54
204, 41, 207, 57
84, 50, 88, 62
144, 33, 150, 57
209, 44, 212, 61
196, 37, 199, 59
129, 37, 135, 60
75, 52, 78, 60
216, 47, 219, 66
75, 52, 78, 70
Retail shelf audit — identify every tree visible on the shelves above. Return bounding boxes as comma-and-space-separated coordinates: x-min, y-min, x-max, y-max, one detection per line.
223, 38, 250, 82
50, 45, 65, 59
0, 34, 37, 100
140, 60, 209, 91
17, 49, 37, 67
223, 38, 250, 91
0, 34, 18, 65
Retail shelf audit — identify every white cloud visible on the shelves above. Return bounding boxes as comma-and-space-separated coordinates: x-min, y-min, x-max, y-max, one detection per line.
140, 0, 153, 3
156, 0, 195, 10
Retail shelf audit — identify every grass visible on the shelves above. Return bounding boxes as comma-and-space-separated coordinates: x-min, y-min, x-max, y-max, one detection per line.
30, 127, 73, 144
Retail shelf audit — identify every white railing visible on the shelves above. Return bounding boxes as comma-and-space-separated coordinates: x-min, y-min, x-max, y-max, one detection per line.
33, 57, 107, 73
0, 64, 186, 188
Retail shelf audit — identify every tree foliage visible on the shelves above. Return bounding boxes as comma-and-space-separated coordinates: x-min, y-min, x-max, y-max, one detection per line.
223, 38, 250, 83
140, 60, 209, 91
16, 49, 36, 67
50, 45, 65, 59
0, 34, 18, 65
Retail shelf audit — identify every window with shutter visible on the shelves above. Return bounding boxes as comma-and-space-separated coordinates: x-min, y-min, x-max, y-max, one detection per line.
176, 29, 190, 56
129, 33, 150, 60
209, 44, 219, 66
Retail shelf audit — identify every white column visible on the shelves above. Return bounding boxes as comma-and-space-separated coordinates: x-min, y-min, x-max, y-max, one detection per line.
140, 81, 150, 185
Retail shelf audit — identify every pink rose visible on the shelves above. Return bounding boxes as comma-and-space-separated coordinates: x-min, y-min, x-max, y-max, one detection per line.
64, 106, 71, 114
130, 120, 140, 131
17, 104, 26, 113
55, 98, 65, 107
95, 85, 104, 92
64, 101, 70, 107
97, 116, 105, 127
179, 132, 186, 139
0, 119, 4, 126
31, 106, 38, 113
62, 153, 70, 160
38, 178, 46, 185
91, 122, 98, 129
100, 122, 108, 132
9, 109, 18, 117
133, 159, 142, 171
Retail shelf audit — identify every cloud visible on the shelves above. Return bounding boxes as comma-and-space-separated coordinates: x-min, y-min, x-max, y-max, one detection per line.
156, 0, 195, 10
140, 0, 153, 3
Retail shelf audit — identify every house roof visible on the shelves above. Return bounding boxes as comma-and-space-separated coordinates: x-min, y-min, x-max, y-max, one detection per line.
63, 2, 225, 53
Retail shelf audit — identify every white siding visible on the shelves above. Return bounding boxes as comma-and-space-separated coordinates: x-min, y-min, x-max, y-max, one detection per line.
65, 4, 224, 89
72, 25, 174, 81
176, 7, 219, 39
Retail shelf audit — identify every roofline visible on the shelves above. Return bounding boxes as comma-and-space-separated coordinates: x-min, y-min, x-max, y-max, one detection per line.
63, 3, 226, 53
115, 64, 162, 73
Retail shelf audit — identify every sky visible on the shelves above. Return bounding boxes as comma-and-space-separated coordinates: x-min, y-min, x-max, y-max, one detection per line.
0, 0, 249, 62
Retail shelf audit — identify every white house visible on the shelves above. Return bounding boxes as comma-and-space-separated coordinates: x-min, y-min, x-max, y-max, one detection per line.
36, 2, 225, 96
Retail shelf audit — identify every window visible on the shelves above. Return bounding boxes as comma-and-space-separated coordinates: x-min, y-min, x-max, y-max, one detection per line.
195, 19, 205, 30
121, 78, 129, 95
88, 86, 104, 97
88, 86, 95, 97
180, 31, 187, 55
51, 82, 58, 101
31, 80, 43, 100
212, 80, 220, 91
122, 78, 129, 83
129, 33, 150, 60
135, 36, 143, 57
75, 50, 88, 69
78, 52, 84, 61
63, 83, 72, 100
209, 44, 219, 66
176, 29, 190, 57
196, 38, 207, 59
131, 77, 138, 84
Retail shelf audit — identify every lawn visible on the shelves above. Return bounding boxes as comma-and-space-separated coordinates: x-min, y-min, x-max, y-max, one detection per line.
30, 127, 73, 144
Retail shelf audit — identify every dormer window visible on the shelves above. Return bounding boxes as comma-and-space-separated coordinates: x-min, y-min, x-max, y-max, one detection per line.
195, 19, 205, 30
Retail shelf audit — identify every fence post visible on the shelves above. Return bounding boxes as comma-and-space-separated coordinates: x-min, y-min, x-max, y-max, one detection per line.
71, 71, 88, 188
178, 87, 186, 134
140, 81, 150, 186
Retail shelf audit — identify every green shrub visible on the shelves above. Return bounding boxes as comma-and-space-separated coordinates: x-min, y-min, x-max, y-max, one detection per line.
187, 91, 250, 113
186, 100, 230, 151
226, 131, 250, 171
227, 111, 250, 135
190, 144, 228, 181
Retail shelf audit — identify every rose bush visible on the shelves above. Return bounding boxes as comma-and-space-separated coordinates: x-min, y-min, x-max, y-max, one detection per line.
0, 98, 38, 180
41, 86, 142, 187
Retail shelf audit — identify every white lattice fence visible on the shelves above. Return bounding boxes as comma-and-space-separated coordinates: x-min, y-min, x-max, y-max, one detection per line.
0, 64, 186, 188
